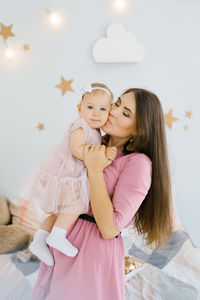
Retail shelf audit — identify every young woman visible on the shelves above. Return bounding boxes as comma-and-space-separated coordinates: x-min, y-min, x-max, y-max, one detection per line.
31, 88, 173, 300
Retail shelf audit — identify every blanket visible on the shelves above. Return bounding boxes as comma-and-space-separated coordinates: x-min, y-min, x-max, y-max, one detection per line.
0, 229, 199, 300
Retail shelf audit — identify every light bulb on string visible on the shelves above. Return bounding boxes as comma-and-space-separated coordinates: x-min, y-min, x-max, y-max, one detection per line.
5, 40, 15, 62
114, 0, 126, 10
47, 6, 62, 26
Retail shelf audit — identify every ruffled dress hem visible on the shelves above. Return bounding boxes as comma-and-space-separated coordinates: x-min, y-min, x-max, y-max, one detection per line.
19, 167, 89, 214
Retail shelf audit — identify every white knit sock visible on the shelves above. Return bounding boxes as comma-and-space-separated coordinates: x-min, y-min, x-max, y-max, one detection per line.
29, 229, 54, 266
46, 226, 78, 257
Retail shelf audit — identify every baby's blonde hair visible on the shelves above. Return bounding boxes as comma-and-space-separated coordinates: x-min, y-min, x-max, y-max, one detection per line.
82, 82, 113, 101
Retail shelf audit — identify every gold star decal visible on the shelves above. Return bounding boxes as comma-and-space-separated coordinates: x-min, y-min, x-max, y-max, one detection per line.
37, 123, 45, 131
0, 23, 15, 42
185, 110, 193, 119
22, 44, 30, 51
184, 125, 189, 131
164, 109, 179, 129
55, 77, 74, 96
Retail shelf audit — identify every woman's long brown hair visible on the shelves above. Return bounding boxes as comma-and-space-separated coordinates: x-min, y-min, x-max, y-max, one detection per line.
122, 88, 173, 251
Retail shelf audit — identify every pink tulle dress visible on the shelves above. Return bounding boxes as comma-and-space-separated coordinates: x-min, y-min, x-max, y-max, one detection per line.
19, 118, 101, 214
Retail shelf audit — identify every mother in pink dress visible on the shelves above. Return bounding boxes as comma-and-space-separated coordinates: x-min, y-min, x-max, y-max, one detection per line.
31, 88, 173, 300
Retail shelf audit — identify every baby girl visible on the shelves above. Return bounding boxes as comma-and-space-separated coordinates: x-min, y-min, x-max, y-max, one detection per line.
19, 82, 116, 266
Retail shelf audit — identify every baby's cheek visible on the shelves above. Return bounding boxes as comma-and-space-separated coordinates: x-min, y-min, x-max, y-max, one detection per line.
100, 116, 108, 127
104, 114, 109, 123
105, 112, 110, 120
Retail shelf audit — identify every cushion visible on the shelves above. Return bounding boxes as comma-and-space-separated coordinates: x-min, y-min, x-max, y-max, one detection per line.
8, 198, 49, 234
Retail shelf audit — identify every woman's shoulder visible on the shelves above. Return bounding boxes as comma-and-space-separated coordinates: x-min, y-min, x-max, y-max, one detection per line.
113, 151, 152, 178
118, 151, 152, 166
104, 151, 152, 189
129, 152, 152, 165
116, 152, 152, 187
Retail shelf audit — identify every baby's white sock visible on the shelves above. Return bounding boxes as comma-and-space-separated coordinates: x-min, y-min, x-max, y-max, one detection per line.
46, 226, 78, 257
29, 229, 54, 266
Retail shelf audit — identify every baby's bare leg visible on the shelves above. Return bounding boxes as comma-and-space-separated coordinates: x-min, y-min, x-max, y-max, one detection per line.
39, 214, 57, 232
54, 213, 79, 230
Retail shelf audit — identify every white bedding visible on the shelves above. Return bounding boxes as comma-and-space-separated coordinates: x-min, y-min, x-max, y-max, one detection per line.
1, 229, 200, 300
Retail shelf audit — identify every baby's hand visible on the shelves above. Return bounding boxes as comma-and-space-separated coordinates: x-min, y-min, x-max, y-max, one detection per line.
105, 147, 117, 161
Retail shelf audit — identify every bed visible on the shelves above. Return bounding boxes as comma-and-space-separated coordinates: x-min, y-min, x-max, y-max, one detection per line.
0, 196, 199, 299
125, 229, 200, 299
0, 227, 200, 300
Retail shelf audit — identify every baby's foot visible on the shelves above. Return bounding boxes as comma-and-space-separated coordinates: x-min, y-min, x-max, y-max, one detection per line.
29, 230, 54, 266
46, 226, 78, 257
106, 146, 117, 161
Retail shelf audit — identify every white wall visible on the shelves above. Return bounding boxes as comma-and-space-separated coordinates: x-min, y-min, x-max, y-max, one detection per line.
0, 0, 200, 246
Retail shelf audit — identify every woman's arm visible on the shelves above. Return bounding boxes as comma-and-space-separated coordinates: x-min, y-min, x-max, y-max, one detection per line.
88, 170, 120, 239
84, 145, 152, 239
83, 144, 120, 239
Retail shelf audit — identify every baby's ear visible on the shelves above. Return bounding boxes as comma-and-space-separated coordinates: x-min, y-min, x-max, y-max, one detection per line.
77, 104, 81, 113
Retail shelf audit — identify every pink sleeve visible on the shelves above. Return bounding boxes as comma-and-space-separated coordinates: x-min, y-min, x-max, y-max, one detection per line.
112, 154, 152, 232
68, 118, 89, 141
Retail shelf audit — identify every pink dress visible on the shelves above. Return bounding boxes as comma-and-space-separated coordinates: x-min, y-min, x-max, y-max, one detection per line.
19, 118, 101, 214
31, 151, 152, 300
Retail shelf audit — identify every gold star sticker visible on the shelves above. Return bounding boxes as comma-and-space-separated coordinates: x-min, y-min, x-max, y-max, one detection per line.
184, 125, 189, 131
164, 109, 179, 129
0, 23, 15, 42
22, 44, 30, 51
37, 123, 45, 131
185, 110, 193, 119
55, 77, 74, 96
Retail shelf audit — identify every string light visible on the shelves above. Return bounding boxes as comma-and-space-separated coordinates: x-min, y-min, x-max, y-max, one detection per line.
5, 41, 14, 62
114, 0, 126, 10
47, 6, 62, 26
50, 13, 61, 25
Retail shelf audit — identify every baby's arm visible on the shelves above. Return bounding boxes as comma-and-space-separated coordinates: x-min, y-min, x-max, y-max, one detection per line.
70, 128, 117, 161
69, 128, 86, 160
105, 147, 117, 161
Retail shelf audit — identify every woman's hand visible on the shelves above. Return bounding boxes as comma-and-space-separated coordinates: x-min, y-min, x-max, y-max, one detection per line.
83, 144, 112, 174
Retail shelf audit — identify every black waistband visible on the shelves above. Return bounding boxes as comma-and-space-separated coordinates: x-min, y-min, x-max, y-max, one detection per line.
78, 214, 120, 238
79, 214, 96, 223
